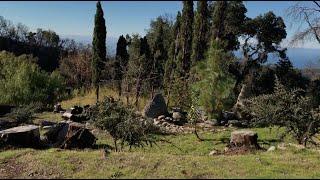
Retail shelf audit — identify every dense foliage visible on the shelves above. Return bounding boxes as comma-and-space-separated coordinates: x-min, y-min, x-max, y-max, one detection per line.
190, 40, 235, 119
244, 78, 320, 146
91, 97, 158, 151
0, 51, 65, 106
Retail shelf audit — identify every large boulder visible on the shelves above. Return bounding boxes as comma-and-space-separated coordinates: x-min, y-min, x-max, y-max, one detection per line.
142, 93, 168, 118
0, 125, 40, 147
44, 121, 96, 149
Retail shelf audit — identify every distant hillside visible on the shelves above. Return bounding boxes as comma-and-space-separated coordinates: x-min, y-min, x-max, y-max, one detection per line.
61, 35, 117, 56
66, 34, 320, 69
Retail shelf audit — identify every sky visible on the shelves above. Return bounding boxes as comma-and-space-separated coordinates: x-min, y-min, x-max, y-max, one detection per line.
0, 1, 319, 49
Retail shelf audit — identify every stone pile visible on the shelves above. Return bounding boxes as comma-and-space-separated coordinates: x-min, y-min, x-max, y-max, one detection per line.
62, 105, 89, 122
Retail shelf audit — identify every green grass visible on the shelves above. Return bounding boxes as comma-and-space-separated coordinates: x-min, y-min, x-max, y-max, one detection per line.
60, 86, 149, 111
2, 88, 320, 178
1, 128, 320, 178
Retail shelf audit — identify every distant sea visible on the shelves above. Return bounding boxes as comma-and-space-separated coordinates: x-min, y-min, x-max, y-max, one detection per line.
65, 35, 320, 69
234, 48, 320, 69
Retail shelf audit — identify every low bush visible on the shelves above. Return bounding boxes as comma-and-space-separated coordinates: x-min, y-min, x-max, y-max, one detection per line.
89, 96, 158, 151
243, 77, 320, 146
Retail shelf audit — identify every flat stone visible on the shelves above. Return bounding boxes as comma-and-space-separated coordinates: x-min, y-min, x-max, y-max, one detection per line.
0, 125, 40, 147
209, 150, 218, 156
267, 146, 276, 152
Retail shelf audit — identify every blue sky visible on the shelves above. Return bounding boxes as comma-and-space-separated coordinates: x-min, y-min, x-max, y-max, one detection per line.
0, 1, 319, 49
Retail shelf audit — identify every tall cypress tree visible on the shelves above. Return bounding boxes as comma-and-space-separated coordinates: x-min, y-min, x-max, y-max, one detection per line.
92, 1, 106, 103
179, 0, 194, 77
150, 20, 168, 97
191, 0, 209, 64
171, 1, 194, 110
114, 35, 129, 97
164, 11, 182, 106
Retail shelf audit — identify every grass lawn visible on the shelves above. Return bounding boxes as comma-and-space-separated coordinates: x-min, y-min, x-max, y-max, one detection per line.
1, 127, 320, 179
1, 87, 320, 178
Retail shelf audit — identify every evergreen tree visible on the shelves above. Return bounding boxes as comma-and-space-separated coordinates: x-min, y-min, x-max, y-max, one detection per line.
164, 11, 182, 106
179, 1, 194, 77
149, 21, 168, 97
170, 1, 194, 110
189, 40, 235, 119
134, 36, 152, 106
114, 35, 129, 97
92, 1, 106, 103
191, 0, 209, 64
210, 1, 247, 51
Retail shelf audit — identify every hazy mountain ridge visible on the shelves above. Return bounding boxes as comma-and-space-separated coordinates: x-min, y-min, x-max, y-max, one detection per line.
65, 35, 320, 69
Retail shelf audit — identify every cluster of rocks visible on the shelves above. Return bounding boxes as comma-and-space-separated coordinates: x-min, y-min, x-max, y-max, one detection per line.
60, 105, 90, 122
153, 115, 193, 134
218, 111, 249, 128
142, 93, 193, 134
0, 120, 97, 149
43, 121, 96, 149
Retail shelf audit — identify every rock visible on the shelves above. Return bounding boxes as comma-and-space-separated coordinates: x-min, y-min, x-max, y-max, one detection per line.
158, 115, 166, 120
267, 146, 276, 152
142, 93, 168, 118
228, 120, 242, 127
62, 112, 73, 120
172, 112, 182, 120
62, 122, 96, 149
230, 130, 260, 149
44, 121, 96, 149
165, 117, 172, 121
222, 111, 237, 120
224, 147, 229, 152
277, 143, 286, 150
0, 125, 40, 147
40, 120, 57, 127
209, 150, 218, 156
53, 103, 64, 113
42, 126, 53, 130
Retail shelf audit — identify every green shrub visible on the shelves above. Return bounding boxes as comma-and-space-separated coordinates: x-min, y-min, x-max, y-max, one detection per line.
6, 103, 39, 124
90, 96, 158, 151
0, 51, 66, 106
244, 77, 320, 146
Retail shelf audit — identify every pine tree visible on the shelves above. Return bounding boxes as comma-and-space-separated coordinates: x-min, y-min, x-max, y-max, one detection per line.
191, 0, 209, 64
114, 35, 129, 97
92, 1, 106, 103
190, 39, 235, 119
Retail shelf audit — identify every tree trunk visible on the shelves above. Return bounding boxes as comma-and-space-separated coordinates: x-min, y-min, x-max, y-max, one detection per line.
96, 85, 99, 104
194, 124, 204, 141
